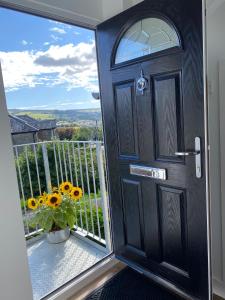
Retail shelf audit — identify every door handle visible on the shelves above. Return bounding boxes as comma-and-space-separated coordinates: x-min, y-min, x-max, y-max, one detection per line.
175, 137, 202, 178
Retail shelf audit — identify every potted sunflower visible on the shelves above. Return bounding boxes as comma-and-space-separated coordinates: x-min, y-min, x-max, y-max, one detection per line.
27, 182, 83, 243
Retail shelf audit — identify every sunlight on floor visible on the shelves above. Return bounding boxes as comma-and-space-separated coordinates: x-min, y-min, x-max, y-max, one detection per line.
27, 235, 107, 300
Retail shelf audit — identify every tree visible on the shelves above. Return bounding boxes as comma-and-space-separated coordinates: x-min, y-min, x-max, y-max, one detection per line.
72, 126, 103, 141
15, 143, 100, 199
56, 127, 75, 140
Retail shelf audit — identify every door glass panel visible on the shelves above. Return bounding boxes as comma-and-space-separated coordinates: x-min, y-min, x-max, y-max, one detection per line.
115, 18, 180, 64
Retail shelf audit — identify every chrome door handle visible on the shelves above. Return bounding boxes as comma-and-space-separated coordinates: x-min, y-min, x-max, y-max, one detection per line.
175, 137, 202, 178
175, 151, 200, 156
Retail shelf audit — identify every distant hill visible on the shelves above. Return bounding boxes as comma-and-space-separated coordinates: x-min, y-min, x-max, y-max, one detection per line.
8, 108, 102, 127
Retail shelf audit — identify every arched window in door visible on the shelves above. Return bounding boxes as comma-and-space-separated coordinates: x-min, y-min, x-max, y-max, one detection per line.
115, 17, 180, 64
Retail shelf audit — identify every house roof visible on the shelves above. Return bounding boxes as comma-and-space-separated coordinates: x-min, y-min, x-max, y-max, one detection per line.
9, 115, 38, 134
9, 114, 56, 134
18, 115, 56, 130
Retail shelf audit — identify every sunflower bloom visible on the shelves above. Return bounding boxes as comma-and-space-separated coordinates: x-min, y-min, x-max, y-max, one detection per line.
52, 186, 60, 194
70, 187, 83, 201
27, 198, 38, 210
60, 182, 73, 194
42, 192, 48, 202
46, 193, 62, 209
38, 196, 46, 207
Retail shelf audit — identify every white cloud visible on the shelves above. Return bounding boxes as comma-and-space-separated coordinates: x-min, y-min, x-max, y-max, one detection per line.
20, 104, 49, 109
22, 40, 28, 46
15, 99, 100, 110
48, 20, 60, 25
43, 42, 50, 46
50, 34, 61, 42
59, 102, 78, 106
50, 27, 66, 34
22, 40, 32, 46
0, 41, 99, 93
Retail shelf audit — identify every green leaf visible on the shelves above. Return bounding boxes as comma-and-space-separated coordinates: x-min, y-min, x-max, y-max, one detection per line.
55, 219, 67, 229
42, 216, 54, 232
67, 215, 75, 229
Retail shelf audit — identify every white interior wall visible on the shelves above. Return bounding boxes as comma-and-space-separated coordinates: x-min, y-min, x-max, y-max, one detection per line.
207, 0, 225, 297
0, 64, 33, 300
101, 0, 142, 21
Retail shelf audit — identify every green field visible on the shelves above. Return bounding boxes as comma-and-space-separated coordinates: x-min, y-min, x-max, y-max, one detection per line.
16, 111, 55, 120
9, 108, 102, 123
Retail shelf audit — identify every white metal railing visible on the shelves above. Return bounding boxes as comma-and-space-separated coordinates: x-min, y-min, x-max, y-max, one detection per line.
13, 140, 111, 251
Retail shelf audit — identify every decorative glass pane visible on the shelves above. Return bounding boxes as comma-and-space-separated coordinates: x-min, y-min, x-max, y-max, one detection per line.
115, 18, 180, 64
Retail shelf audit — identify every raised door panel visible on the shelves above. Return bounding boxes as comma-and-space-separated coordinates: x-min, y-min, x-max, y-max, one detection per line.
158, 185, 188, 277
121, 178, 145, 255
152, 72, 184, 162
114, 81, 138, 159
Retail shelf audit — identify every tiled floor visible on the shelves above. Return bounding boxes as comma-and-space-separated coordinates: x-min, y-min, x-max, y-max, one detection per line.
27, 235, 107, 300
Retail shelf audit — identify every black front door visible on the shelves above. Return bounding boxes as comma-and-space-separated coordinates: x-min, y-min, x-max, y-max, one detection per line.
96, 1, 209, 299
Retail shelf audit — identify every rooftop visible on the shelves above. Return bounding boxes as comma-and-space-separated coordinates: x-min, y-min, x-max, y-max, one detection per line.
9, 114, 56, 134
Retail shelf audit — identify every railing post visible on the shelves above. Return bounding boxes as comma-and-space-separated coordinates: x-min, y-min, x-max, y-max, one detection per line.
42, 143, 51, 193
96, 143, 112, 251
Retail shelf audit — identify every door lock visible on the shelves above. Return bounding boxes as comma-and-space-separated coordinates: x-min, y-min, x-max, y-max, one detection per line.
175, 137, 202, 178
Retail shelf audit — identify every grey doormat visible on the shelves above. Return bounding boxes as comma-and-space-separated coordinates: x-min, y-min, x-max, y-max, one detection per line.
85, 267, 182, 300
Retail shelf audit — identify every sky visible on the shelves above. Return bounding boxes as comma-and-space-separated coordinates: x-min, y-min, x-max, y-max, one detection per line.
0, 7, 100, 110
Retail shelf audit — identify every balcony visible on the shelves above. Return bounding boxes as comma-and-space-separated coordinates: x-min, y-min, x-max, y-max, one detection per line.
13, 140, 111, 300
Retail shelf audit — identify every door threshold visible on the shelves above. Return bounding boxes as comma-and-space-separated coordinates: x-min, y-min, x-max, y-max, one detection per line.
43, 255, 123, 300
69, 261, 125, 300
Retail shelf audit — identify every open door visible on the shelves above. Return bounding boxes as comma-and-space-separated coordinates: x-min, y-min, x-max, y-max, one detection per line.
96, 0, 210, 299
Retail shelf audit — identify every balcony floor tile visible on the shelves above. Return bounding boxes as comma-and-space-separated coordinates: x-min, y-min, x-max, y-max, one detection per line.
27, 234, 107, 300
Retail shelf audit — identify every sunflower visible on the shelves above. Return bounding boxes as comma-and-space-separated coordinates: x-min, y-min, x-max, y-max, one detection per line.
70, 187, 83, 201
38, 196, 46, 207
27, 198, 38, 210
60, 182, 73, 194
41, 192, 48, 202
46, 193, 62, 209
52, 186, 60, 194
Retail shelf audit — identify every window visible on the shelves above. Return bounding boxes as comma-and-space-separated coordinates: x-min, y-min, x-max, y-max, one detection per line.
115, 17, 180, 64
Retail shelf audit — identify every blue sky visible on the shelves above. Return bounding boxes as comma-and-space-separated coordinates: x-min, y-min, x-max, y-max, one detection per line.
0, 7, 100, 110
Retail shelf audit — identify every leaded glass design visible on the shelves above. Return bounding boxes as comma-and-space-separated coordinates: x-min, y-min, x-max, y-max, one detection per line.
115, 18, 180, 64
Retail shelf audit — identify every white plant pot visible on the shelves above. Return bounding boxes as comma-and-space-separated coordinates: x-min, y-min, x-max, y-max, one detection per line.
47, 227, 70, 244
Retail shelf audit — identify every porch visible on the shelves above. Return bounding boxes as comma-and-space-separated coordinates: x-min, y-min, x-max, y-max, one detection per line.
13, 140, 111, 299
27, 233, 107, 300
